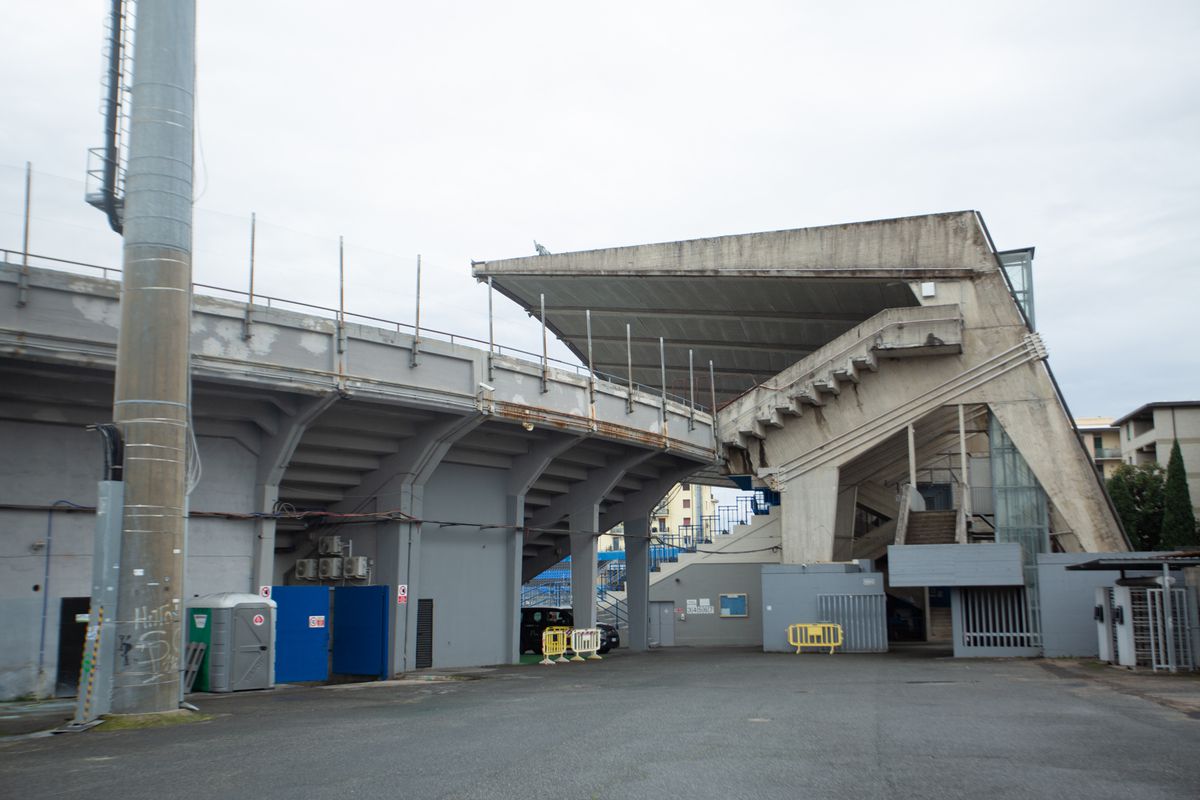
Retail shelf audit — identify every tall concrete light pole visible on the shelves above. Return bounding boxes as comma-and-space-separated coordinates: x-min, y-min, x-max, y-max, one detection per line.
109, 0, 196, 714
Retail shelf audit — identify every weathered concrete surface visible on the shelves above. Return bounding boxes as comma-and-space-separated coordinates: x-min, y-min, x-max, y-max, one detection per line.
3, 650, 1199, 800
719, 233, 1124, 561
477, 210, 994, 277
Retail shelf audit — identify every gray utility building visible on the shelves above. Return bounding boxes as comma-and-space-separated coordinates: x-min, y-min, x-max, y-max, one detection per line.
476, 211, 1140, 657
0, 264, 716, 700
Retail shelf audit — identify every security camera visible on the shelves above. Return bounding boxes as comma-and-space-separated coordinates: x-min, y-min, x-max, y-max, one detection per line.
478, 382, 495, 393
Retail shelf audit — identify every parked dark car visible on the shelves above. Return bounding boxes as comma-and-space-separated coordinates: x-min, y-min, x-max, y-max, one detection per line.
520, 607, 619, 654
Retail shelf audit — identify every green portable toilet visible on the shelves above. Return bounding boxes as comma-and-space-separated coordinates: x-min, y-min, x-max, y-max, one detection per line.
187, 593, 277, 693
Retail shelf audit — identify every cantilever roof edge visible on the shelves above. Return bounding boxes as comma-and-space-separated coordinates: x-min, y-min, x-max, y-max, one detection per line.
473, 210, 997, 280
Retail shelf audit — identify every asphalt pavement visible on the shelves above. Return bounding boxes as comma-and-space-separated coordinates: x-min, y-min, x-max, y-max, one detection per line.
2, 647, 1198, 800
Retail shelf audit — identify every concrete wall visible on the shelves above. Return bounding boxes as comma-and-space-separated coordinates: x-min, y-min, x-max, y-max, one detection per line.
887, 543, 1024, 588
649, 562, 770, 647
1037, 552, 1161, 658
761, 563, 884, 652
0, 420, 264, 699
419, 463, 515, 669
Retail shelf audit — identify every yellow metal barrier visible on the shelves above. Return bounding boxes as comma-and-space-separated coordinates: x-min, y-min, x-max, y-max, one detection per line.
787, 622, 843, 654
540, 626, 572, 665
570, 628, 603, 661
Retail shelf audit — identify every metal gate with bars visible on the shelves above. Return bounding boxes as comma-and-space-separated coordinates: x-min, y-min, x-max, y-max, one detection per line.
816, 594, 888, 653
955, 587, 1041, 656
1131, 588, 1195, 671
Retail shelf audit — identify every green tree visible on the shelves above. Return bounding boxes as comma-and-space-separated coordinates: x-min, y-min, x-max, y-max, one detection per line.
1159, 439, 1198, 549
1106, 463, 1165, 550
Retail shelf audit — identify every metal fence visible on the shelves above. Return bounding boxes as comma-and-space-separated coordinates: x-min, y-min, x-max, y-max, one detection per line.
959, 587, 1038, 650
817, 594, 888, 653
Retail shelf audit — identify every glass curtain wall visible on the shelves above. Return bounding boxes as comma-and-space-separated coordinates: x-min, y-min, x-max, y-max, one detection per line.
989, 412, 1050, 644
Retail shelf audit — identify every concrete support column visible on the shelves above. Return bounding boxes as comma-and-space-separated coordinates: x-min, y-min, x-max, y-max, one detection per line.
373, 508, 421, 675
335, 413, 481, 675
832, 485, 857, 562
624, 515, 651, 651
570, 505, 599, 628
505, 495, 524, 662
780, 465, 840, 563
251, 483, 279, 591
250, 391, 340, 593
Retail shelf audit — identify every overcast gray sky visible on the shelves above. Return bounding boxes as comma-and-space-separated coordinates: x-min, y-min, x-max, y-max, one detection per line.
2, 0, 1198, 419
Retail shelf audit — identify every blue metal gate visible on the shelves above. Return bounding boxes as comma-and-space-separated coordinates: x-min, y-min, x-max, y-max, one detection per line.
332, 586, 390, 679
272, 585, 331, 683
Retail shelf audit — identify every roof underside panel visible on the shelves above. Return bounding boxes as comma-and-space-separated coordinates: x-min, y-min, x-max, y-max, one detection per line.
496, 275, 920, 402
477, 212, 995, 405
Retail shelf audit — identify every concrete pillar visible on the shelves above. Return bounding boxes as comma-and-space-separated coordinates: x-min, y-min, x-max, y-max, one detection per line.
780, 465, 840, 563
624, 515, 651, 651
570, 504, 599, 628
505, 495, 524, 662
372, 491, 421, 676
334, 413, 481, 675
250, 483, 279, 591
250, 391, 340, 593
832, 485, 857, 561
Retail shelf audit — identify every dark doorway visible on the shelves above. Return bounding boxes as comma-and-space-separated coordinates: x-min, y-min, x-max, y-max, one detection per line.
56, 597, 91, 696
917, 483, 954, 511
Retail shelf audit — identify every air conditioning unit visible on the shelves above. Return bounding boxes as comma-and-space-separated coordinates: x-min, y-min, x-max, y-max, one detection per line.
319, 557, 343, 579
295, 559, 318, 580
343, 556, 368, 579
318, 535, 343, 555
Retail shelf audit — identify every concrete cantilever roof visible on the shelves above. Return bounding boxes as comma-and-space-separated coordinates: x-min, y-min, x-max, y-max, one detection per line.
473, 211, 999, 406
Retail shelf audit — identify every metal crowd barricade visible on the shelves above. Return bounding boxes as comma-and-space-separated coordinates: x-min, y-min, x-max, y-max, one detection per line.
540, 626, 572, 665
570, 628, 603, 661
787, 622, 843, 654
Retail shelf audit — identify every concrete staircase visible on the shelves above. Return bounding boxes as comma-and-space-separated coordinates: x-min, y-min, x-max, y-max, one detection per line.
649, 505, 781, 585
903, 510, 957, 545
722, 304, 964, 448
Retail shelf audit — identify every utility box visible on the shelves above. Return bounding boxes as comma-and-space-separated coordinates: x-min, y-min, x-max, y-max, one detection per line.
187, 593, 276, 693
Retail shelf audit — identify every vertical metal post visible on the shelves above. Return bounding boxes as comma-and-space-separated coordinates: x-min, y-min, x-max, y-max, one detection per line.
110, 0, 196, 714
625, 323, 634, 413
410, 254, 421, 367
958, 404, 971, 527
486, 276, 495, 381
242, 212, 256, 339
539, 292, 548, 393
659, 337, 668, 422
17, 161, 31, 306
907, 423, 918, 493
1162, 563, 1177, 673
709, 360, 719, 462
336, 236, 346, 356
586, 309, 596, 404
688, 348, 695, 430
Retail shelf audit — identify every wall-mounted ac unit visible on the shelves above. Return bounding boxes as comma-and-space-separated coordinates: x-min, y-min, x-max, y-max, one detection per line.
343, 556, 368, 579
319, 557, 343, 579
295, 559, 318, 580
318, 535, 343, 555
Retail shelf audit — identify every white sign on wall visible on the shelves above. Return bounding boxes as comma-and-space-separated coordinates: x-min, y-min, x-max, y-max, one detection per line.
685, 598, 714, 615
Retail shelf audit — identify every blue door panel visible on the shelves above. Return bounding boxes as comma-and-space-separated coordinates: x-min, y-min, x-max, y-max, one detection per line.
332, 586, 389, 679
272, 586, 330, 683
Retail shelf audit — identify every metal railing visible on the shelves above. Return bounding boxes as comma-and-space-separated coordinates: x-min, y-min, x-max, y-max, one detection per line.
2, 249, 709, 413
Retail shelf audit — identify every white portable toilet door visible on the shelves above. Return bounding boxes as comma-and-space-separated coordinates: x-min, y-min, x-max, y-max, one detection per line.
231, 606, 271, 691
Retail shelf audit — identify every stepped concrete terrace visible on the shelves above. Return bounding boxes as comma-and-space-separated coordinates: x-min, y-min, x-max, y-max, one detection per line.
0, 260, 717, 697
475, 211, 1128, 564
